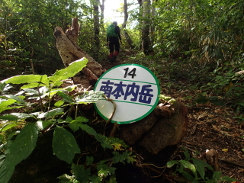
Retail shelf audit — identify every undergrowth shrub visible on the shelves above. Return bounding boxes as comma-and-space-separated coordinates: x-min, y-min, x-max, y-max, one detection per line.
0, 58, 135, 183
167, 149, 236, 183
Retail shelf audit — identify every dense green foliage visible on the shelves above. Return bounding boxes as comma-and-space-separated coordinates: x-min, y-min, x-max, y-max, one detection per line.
0, 0, 105, 77
0, 59, 134, 182
0, 0, 243, 182
153, 0, 243, 63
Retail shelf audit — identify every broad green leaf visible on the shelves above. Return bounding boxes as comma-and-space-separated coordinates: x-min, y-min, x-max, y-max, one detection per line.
36, 120, 54, 130
49, 58, 88, 87
21, 83, 44, 89
192, 158, 213, 179
0, 122, 18, 132
0, 162, 15, 183
54, 100, 64, 107
166, 160, 178, 168
7, 123, 39, 165
3, 95, 25, 104
0, 99, 16, 113
74, 91, 104, 104
179, 160, 196, 175
0, 123, 38, 183
0, 114, 18, 121
78, 124, 97, 136
52, 126, 80, 164
48, 88, 64, 98
57, 91, 74, 103
64, 85, 77, 92
22, 88, 39, 96
73, 116, 89, 123
37, 108, 64, 119
3, 75, 48, 85
9, 113, 34, 120
68, 116, 89, 132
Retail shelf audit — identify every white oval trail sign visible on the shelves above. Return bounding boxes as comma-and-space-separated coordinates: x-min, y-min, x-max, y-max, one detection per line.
94, 64, 160, 124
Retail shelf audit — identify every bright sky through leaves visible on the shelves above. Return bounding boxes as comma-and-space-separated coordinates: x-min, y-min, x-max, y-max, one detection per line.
104, 0, 124, 24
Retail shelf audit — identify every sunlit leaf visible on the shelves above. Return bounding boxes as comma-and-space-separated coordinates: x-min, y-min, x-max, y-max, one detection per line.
10, 113, 34, 119
74, 91, 104, 104
0, 99, 16, 113
49, 58, 88, 87
166, 160, 178, 168
0, 122, 18, 132
22, 88, 39, 96
179, 160, 196, 175
3, 75, 48, 85
21, 83, 44, 89
37, 108, 64, 119
36, 120, 54, 130
54, 100, 64, 107
3, 95, 25, 104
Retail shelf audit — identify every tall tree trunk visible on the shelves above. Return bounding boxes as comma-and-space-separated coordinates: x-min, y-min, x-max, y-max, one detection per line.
99, 0, 105, 32
141, 0, 153, 55
150, 0, 156, 47
122, 0, 134, 49
137, 0, 143, 50
92, 0, 100, 60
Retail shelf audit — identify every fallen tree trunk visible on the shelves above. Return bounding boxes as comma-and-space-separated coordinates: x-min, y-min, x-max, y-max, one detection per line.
53, 18, 105, 88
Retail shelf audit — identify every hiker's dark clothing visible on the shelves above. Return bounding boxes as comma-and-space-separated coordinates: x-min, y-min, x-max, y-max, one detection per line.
108, 36, 120, 54
107, 25, 121, 54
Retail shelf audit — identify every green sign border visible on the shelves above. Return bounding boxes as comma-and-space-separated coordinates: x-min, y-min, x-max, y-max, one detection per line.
94, 64, 160, 124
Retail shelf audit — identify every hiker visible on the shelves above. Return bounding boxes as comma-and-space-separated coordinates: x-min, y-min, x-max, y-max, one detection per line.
107, 21, 121, 61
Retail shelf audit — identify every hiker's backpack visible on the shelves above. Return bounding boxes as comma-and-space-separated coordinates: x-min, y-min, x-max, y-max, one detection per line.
107, 24, 117, 38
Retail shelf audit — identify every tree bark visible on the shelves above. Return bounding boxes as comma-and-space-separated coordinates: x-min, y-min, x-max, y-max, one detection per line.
92, 0, 100, 60
53, 18, 105, 88
150, 0, 156, 47
99, 0, 105, 31
122, 0, 135, 49
141, 0, 153, 55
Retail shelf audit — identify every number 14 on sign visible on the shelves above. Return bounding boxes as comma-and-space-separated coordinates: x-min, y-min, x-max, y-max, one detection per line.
124, 67, 136, 79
